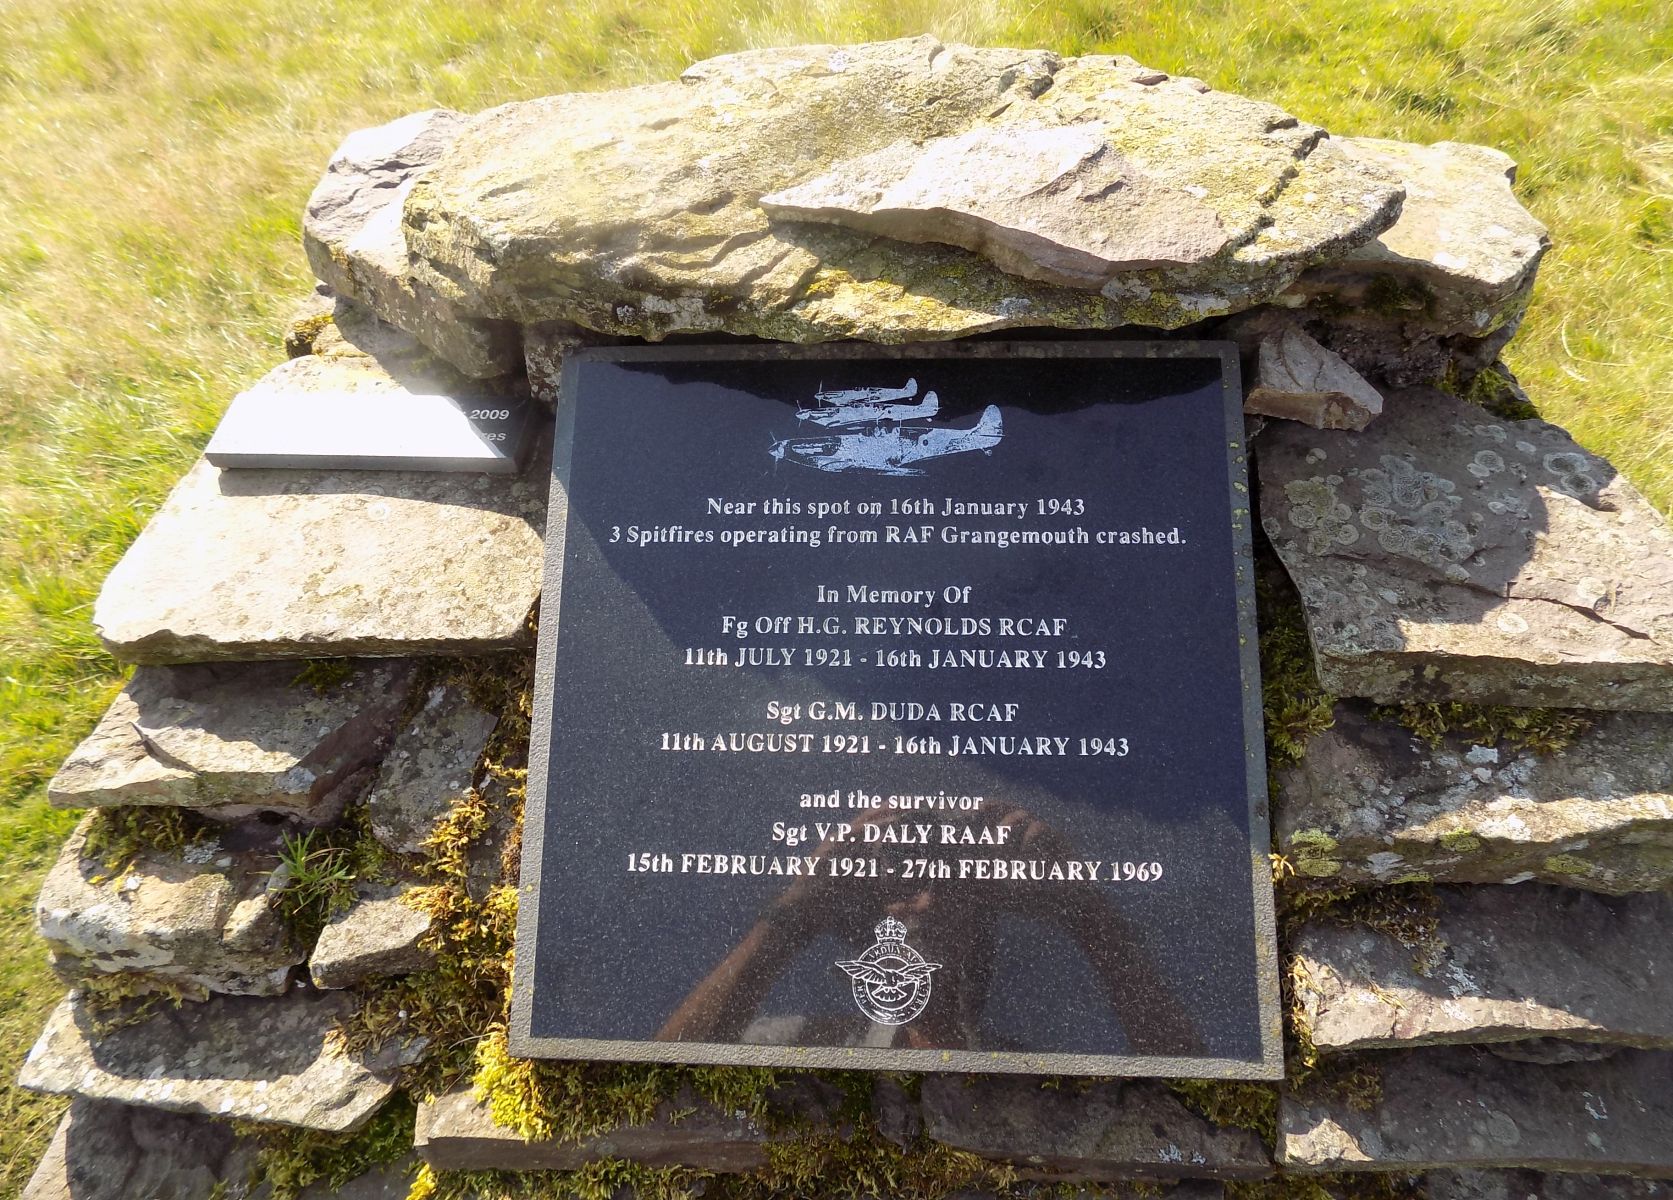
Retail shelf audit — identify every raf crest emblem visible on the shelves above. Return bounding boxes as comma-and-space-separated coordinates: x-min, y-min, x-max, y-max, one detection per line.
836, 916, 942, 1025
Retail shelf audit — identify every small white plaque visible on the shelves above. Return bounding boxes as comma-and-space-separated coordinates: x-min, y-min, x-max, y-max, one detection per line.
205, 388, 533, 474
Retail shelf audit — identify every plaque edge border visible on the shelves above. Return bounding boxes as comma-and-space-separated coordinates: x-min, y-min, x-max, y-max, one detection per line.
509, 339, 1283, 1079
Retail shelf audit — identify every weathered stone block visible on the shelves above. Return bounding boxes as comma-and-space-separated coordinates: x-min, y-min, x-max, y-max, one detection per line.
1275, 705, 1673, 893
759, 122, 1237, 288
48, 660, 415, 820
1245, 325, 1384, 430
37, 815, 300, 996
415, 1081, 841, 1172
21, 1098, 256, 1200
1284, 138, 1549, 339
402, 38, 1399, 342
1292, 885, 1673, 1052
1424, 1169, 1671, 1198
93, 440, 549, 664
310, 883, 434, 989
1259, 386, 1673, 709
368, 683, 497, 855
303, 109, 520, 378
19, 989, 418, 1133
919, 1075, 1272, 1181
1280, 1046, 1673, 1175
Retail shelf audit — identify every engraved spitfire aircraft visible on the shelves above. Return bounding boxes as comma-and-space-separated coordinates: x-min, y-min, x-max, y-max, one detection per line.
771, 402, 1003, 477
797, 377, 940, 428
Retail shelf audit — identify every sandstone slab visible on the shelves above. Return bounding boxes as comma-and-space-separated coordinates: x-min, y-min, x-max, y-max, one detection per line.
48, 660, 415, 820
1275, 705, 1673, 893
367, 683, 497, 855
303, 109, 519, 378
22, 1098, 257, 1200
401, 38, 1400, 342
1259, 386, 1673, 709
1280, 1046, 1673, 1175
1292, 885, 1673, 1052
759, 122, 1234, 288
1284, 138, 1549, 338
289, 1155, 417, 1200
1245, 325, 1383, 430
919, 1074, 1271, 1181
93, 442, 549, 664
1425, 1169, 1671, 1198
415, 1080, 842, 1172
310, 883, 434, 989
19, 989, 416, 1133
38, 815, 300, 996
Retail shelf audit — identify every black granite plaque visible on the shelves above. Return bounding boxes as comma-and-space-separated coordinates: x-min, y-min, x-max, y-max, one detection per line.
511, 342, 1281, 1078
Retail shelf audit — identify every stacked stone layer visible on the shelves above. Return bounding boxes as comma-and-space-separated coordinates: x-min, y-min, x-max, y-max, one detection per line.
21, 35, 1673, 1200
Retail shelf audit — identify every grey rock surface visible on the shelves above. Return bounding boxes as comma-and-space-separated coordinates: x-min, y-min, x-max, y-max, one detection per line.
309, 883, 434, 989
1486, 1038, 1625, 1065
919, 1074, 1271, 1180
416, 1085, 789, 1172
1259, 386, 1673, 709
1280, 1046, 1673, 1175
1285, 138, 1549, 338
1292, 885, 1673, 1052
1274, 705, 1673, 893
22, 1098, 257, 1200
18, 989, 416, 1133
1425, 1169, 1671, 1198
37, 815, 300, 996
401, 38, 1400, 342
303, 109, 519, 378
759, 122, 1234, 288
288, 1155, 417, 1200
368, 683, 497, 855
1245, 325, 1384, 430
48, 660, 414, 820
93, 440, 549, 664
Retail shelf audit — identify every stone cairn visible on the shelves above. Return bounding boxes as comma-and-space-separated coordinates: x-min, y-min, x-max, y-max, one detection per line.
17, 36, 1673, 1200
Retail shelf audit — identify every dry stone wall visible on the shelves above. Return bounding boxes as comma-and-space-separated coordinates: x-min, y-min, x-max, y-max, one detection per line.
18, 36, 1673, 1200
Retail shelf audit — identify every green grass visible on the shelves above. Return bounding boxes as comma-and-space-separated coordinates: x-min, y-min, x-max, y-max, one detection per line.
0, 0, 1669, 1193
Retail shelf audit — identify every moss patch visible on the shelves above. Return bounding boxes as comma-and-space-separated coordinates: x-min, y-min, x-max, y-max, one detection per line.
290, 657, 356, 694
471, 1027, 783, 1145
1229, 1173, 1425, 1199
78, 971, 203, 1033
1373, 700, 1590, 756
1166, 1079, 1279, 1146
1445, 359, 1539, 420
80, 805, 213, 879
338, 653, 533, 1096
1364, 273, 1436, 319
409, 1161, 705, 1200
243, 1093, 416, 1200
1255, 558, 1336, 774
